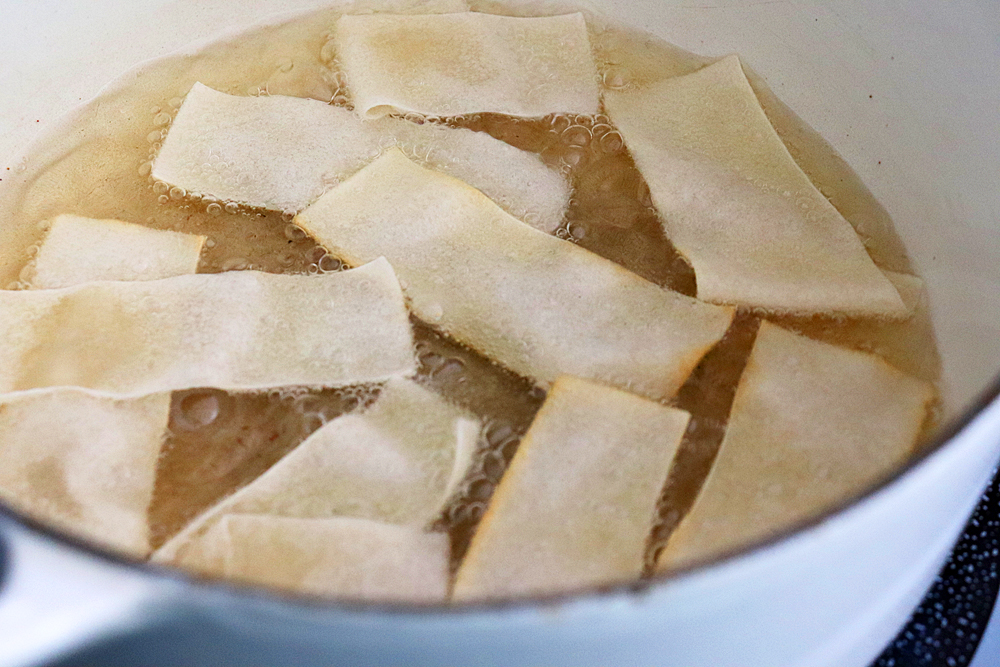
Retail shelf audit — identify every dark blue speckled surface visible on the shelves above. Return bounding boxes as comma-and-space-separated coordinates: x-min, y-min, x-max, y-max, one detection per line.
872, 469, 1000, 667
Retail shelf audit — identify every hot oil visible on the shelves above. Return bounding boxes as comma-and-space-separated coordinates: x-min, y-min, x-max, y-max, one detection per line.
0, 1, 942, 573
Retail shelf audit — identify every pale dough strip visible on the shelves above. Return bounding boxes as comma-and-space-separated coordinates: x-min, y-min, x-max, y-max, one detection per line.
203, 514, 450, 602
335, 12, 600, 118
0, 215, 207, 556
604, 55, 907, 317
657, 322, 934, 573
0, 390, 170, 557
453, 376, 690, 600
0, 257, 415, 397
29, 214, 205, 289
152, 82, 569, 231
153, 378, 478, 568
296, 148, 734, 403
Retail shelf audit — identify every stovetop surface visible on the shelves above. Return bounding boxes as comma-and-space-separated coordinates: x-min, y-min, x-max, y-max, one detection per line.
872, 469, 1000, 667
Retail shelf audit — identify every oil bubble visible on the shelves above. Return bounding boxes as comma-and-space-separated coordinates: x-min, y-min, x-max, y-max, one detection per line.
206, 202, 222, 216
467, 502, 487, 521
486, 422, 514, 447
426, 303, 444, 322
319, 255, 342, 273
224, 202, 239, 215
306, 246, 327, 263
480, 451, 506, 481
18, 262, 35, 283
591, 123, 613, 139
177, 392, 221, 429
599, 131, 625, 153
466, 477, 493, 501
320, 42, 337, 65
602, 68, 628, 89
561, 146, 589, 169
562, 125, 592, 147
153, 112, 172, 127
284, 224, 307, 242
548, 114, 572, 134
431, 358, 465, 380
221, 257, 249, 271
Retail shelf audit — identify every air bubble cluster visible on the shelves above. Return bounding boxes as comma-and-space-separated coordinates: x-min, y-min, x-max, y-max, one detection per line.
438, 417, 525, 539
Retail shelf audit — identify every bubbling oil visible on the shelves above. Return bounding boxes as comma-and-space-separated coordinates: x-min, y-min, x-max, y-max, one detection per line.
0, 1, 941, 575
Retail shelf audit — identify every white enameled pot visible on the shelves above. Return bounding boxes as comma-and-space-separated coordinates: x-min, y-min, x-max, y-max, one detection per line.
0, 1, 998, 665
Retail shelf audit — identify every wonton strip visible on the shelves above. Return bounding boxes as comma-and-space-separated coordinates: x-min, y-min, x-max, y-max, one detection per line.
0, 390, 170, 556
453, 376, 690, 600
604, 55, 906, 317
0, 216, 204, 556
0, 258, 415, 397
335, 12, 600, 118
153, 378, 479, 565
152, 83, 568, 231
296, 149, 734, 402
200, 515, 450, 602
29, 215, 205, 289
657, 322, 934, 573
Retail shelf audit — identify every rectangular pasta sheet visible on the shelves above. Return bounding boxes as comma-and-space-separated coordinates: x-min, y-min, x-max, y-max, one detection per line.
604, 55, 906, 317
296, 149, 734, 402
152, 83, 569, 231
335, 12, 600, 118
657, 322, 934, 573
29, 215, 205, 289
154, 378, 479, 567
206, 515, 450, 602
0, 390, 169, 556
0, 258, 415, 397
0, 215, 205, 556
453, 376, 690, 600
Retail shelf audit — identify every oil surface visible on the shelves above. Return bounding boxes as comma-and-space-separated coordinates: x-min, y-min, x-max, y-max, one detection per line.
0, 1, 942, 576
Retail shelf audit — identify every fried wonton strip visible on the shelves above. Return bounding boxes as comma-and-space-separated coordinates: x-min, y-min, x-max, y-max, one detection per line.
335, 12, 600, 119
0, 258, 415, 397
297, 149, 734, 402
198, 515, 450, 602
29, 215, 205, 289
153, 378, 479, 566
453, 376, 690, 600
0, 390, 169, 556
0, 216, 205, 556
657, 322, 934, 573
152, 83, 568, 231
604, 55, 906, 317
